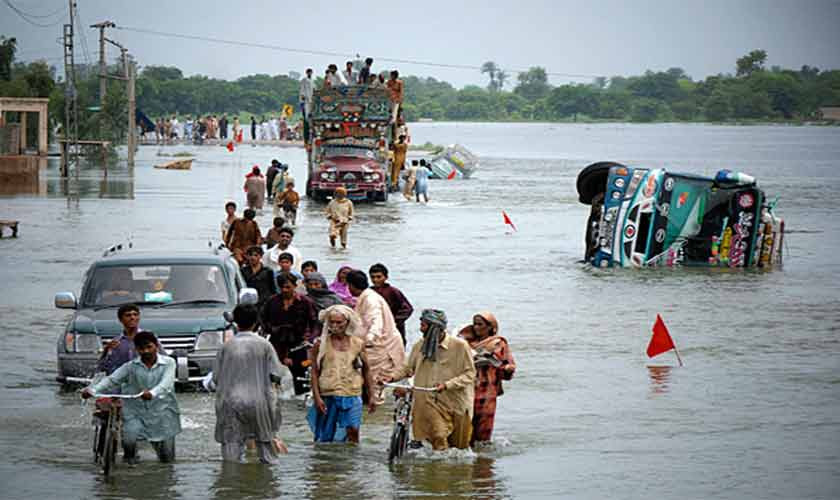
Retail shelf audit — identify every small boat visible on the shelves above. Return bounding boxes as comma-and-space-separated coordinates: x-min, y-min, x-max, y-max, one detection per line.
428, 144, 478, 179
154, 159, 193, 170
577, 161, 784, 269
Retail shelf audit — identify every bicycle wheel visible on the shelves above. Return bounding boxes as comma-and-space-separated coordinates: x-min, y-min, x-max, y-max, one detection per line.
102, 427, 117, 476
388, 423, 407, 462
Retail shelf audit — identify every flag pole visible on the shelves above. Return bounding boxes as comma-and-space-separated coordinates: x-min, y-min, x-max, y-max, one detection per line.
673, 344, 684, 367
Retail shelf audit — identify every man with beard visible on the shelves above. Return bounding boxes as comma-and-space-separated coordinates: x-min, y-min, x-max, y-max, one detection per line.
82, 331, 182, 463
383, 309, 475, 450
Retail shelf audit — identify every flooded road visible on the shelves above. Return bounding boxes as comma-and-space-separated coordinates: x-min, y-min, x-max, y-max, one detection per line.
1, 123, 839, 499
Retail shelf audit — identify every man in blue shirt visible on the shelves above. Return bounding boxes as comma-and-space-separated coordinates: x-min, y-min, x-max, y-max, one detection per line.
98, 304, 142, 375
83, 331, 182, 464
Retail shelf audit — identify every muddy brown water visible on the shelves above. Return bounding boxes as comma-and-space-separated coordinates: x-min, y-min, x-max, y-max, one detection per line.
1, 123, 839, 499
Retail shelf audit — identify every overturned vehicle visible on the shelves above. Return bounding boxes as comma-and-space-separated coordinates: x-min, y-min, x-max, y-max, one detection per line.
577, 162, 784, 269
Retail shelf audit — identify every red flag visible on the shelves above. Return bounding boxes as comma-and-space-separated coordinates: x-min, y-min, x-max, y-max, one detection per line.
226, 141, 234, 152
646, 314, 676, 358
502, 211, 517, 232
447, 168, 457, 180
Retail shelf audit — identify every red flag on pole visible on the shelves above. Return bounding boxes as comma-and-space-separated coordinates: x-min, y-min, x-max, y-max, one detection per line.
226, 141, 235, 152
647, 314, 683, 365
502, 211, 517, 232
447, 168, 457, 180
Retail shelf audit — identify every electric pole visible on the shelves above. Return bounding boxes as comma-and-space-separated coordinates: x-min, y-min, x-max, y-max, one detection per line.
61, 0, 79, 178
91, 20, 115, 107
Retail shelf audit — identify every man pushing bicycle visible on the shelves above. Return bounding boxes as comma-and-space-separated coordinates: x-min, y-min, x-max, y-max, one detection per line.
82, 331, 182, 464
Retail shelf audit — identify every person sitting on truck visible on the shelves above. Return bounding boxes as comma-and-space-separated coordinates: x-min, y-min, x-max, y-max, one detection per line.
341, 61, 355, 86
326, 64, 343, 88
358, 58, 373, 85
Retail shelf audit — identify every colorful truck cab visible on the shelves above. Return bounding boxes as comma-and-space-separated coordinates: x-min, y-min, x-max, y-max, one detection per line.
577, 162, 784, 269
306, 86, 391, 202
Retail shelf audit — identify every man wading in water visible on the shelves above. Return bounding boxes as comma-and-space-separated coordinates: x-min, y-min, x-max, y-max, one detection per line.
307, 305, 377, 443
83, 331, 182, 464
213, 305, 287, 463
383, 309, 475, 450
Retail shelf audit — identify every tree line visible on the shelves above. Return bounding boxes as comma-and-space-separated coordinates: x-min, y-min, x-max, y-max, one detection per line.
3, 36, 840, 155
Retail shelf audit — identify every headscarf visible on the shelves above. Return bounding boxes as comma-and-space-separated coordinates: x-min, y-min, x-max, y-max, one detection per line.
328, 265, 356, 306
305, 272, 343, 310
420, 309, 447, 361
335, 186, 348, 197
470, 310, 505, 360
315, 304, 362, 370
246, 165, 262, 178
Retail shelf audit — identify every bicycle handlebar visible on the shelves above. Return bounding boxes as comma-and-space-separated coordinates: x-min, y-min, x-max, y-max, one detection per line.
86, 392, 145, 399
382, 382, 438, 392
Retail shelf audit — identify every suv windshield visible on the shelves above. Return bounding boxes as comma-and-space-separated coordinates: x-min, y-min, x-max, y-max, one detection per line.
82, 264, 231, 307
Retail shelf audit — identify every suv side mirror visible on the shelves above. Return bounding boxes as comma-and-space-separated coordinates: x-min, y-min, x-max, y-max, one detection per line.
238, 288, 258, 306
223, 311, 234, 324
55, 292, 78, 309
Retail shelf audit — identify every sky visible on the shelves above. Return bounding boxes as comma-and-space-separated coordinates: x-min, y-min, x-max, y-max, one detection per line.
3, 0, 840, 88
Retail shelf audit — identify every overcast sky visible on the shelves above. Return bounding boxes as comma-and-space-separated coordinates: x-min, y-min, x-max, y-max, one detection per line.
4, 0, 840, 87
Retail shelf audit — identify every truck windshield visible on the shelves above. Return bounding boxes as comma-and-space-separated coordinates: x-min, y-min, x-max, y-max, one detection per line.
82, 264, 231, 307
324, 146, 376, 159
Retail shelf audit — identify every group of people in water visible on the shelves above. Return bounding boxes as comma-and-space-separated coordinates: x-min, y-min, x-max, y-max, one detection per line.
82, 223, 516, 464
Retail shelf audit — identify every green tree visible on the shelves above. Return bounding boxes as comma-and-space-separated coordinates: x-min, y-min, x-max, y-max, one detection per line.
0, 36, 16, 81
514, 66, 550, 101
481, 61, 498, 91
704, 91, 732, 121
546, 84, 597, 119
630, 98, 666, 122
141, 65, 184, 81
496, 70, 508, 91
736, 49, 767, 78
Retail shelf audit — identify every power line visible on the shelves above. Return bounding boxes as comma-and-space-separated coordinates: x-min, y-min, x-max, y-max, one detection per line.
1, 0, 66, 27
115, 25, 604, 80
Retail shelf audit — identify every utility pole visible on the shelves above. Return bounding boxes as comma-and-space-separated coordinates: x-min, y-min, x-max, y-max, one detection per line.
61, 0, 79, 178
91, 21, 115, 108
127, 56, 136, 167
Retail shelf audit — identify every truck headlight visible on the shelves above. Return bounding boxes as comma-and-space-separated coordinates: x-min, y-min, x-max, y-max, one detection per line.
195, 330, 223, 350
64, 332, 101, 353
320, 172, 330, 180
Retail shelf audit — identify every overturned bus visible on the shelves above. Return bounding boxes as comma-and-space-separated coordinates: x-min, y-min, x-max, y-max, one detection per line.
577, 162, 784, 269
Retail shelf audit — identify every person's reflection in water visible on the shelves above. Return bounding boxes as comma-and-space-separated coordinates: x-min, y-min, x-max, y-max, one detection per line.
210, 461, 280, 500
391, 457, 505, 500
647, 365, 672, 395
95, 461, 177, 498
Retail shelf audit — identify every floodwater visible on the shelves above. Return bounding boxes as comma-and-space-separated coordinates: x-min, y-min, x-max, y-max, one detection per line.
1, 122, 839, 499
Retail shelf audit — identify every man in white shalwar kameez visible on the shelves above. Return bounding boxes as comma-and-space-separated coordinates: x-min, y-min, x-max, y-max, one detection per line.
345, 270, 406, 404
213, 305, 286, 463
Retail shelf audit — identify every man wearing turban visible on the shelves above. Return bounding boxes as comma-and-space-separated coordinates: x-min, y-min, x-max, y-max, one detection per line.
384, 309, 476, 450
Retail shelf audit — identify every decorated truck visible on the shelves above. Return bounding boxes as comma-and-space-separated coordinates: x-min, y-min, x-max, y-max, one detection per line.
306, 86, 392, 202
576, 162, 784, 269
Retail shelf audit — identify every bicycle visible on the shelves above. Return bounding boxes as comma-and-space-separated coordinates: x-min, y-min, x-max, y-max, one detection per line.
87, 391, 142, 476
289, 341, 313, 407
381, 382, 437, 463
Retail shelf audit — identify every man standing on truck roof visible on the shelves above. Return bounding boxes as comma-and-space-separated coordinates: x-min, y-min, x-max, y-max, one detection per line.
299, 68, 314, 120
386, 70, 404, 123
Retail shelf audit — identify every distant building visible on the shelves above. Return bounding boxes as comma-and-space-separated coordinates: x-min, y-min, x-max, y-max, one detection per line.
818, 106, 840, 121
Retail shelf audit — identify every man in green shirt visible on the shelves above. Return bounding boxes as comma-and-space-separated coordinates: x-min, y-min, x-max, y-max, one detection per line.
82, 331, 182, 464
